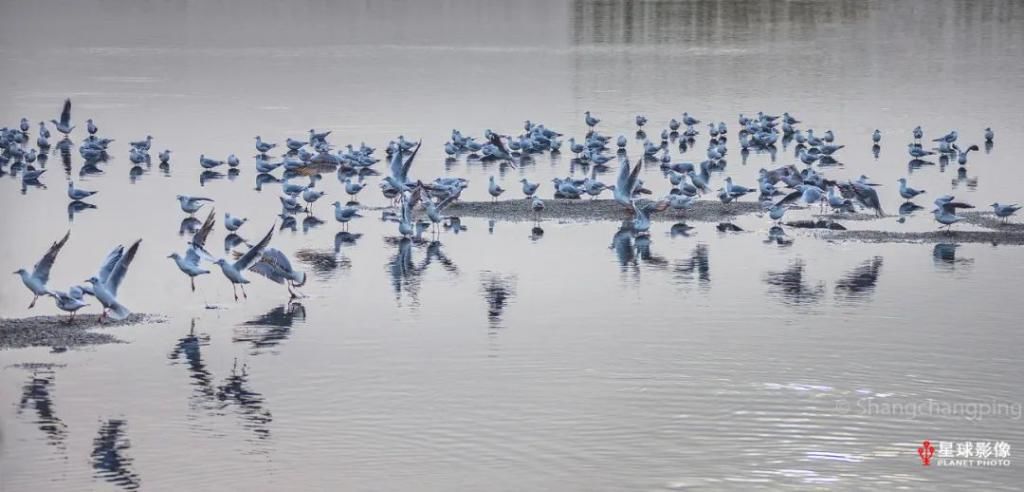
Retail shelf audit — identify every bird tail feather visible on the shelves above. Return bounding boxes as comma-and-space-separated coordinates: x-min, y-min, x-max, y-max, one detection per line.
108, 302, 131, 321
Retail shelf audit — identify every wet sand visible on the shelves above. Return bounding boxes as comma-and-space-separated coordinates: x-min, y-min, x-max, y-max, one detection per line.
0, 314, 163, 350
424, 199, 1024, 244
431, 198, 762, 222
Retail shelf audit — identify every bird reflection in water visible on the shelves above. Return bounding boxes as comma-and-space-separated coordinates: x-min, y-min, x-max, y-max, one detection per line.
295, 248, 350, 280
834, 256, 883, 301
234, 303, 306, 354
764, 225, 793, 246
91, 419, 141, 491
302, 215, 325, 234
951, 167, 979, 190
611, 226, 667, 271
480, 271, 517, 329
199, 170, 225, 186
68, 200, 97, 222
673, 243, 710, 286
764, 259, 824, 304
18, 370, 67, 448
386, 237, 458, 305
179, 216, 201, 236
223, 232, 249, 253
168, 319, 215, 404
933, 243, 973, 270
216, 360, 272, 440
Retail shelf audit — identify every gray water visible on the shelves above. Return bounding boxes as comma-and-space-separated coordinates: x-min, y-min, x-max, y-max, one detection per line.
2, 0, 1024, 490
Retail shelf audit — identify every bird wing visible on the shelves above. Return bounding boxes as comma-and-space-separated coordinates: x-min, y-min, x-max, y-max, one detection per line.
388, 145, 404, 181
636, 198, 670, 214
60, 98, 71, 126
400, 140, 422, 181
184, 245, 205, 267
191, 208, 216, 250
247, 248, 292, 284
234, 225, 274, 271
96, 245, 124, 285
32, 230, 70, 284
941, 202, 975, 213
774, 190, 803, 208
106, 239, 141, 296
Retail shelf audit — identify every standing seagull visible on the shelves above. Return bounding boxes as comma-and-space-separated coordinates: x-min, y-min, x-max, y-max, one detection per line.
176, 195, 214, 215
48, 286, 90, 323
932, 201, 973, 233
488, 176, 505, 202
214, 225, 274, 301
67, 181, 98, 201
991, 203, 1021, 223
50, 98, 75, 135
85, 239, 142, 321
14, 231, 70, 308
897, 178, 926, 202
585, 111, 600, 129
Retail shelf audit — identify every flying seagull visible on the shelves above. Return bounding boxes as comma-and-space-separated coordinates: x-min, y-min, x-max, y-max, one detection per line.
14, 230, 71, 308
85, 239, 142, 322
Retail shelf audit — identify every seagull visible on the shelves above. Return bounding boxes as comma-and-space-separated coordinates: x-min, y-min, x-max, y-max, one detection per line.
169, 209, 215, 291
984, 127, 994, 142
14, 230, 70, 308
246, 248, 307, 298
159, 149, 172, 164
280, 195, 305, 215
872, 129, 881, 144
635, 115, 647, 129
227, 154, 240, 168
519, 178, 539, 198
991, 203, 1021, 223
912, 126, 923, 142
38, 121, 51, 139
255, 136, 277, 153
344, 177, 366, 200
488, 176, 505, 202
897, 178, 925, 201
199, 154, 225, 169
301, 187, 326, 211
130, 135, 153, 151
932, 201, 973, 232
48, 286, 90, 323
331, 201, 362, 229
953, 144, 979, 166
50, 98, 74, 135
67, 181, 98, 201
932, 130, 958, 143
531, 196, 545, 221
85, 239, 142, 321
86, 119, 98, 135
214, 225, 274, 300
584, 111, 600, 129
682, 112, 700, 127
286, 138, 306, 151
176, 195, 214, 215
613, 158, 643, 207
256, 158, 281, 173
907, 144, 935, 158
723, 177, 756, 200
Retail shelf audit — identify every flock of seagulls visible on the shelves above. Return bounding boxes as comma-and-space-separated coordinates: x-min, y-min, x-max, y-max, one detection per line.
2, 99, 1016, 322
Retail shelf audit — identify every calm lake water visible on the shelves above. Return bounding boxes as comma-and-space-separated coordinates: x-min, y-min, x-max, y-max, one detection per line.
2, 0, 1024, 490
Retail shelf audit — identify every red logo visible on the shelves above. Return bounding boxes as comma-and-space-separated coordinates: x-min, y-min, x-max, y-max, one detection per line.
918, 440, 935, 466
